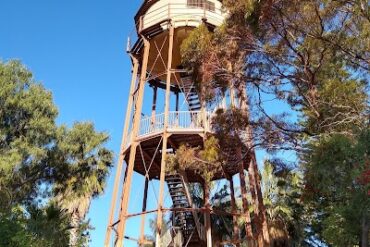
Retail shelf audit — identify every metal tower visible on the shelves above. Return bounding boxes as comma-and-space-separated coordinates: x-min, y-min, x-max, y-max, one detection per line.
104, 1, 268, 246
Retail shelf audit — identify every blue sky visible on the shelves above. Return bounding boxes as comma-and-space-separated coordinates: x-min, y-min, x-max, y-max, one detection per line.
0, 1, 142, 246
1, 1, 298, 246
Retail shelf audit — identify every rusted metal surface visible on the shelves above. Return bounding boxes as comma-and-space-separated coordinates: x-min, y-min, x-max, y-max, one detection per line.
104, 56, 139, 247
139, 177, 149, 246
155, 23, 174, 247
115, 37, 151, 247
106, 1, 268, 245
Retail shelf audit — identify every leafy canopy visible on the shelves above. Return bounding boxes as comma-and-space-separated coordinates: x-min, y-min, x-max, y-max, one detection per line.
0, 60, 113, 246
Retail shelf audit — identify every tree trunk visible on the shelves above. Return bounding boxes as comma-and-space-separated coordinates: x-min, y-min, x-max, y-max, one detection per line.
203, 182, 212, 247
239, 84, 270, 246
251, 154, 270, 247
361, 214, 369, 247
69, 209, 81, 247
237, 149, 255, 245
68, 197, 91, 246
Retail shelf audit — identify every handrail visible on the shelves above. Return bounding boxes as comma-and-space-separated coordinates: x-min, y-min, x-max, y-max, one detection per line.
142, 3, 224, 31
127, 1, 225, 52
124, 111, 212, 148
180, 170, 206, 241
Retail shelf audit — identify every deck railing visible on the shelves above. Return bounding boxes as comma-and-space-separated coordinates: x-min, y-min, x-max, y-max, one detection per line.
140, 2, 225, 31
124, 111, 211, 148
127, 1, 225, 52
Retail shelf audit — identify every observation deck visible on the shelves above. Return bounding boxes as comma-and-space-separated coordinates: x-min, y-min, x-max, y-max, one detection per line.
124, 110, 210, 147
123, 110, 241, 182
135, 0, 224, 32
127, 0, 227, 76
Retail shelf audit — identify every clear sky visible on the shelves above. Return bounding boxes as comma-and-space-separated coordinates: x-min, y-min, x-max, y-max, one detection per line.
0, 1, 142, 246
0, 1, 297, 246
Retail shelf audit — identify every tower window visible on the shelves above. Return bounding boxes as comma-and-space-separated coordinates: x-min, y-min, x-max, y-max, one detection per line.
187, 0, 216, 12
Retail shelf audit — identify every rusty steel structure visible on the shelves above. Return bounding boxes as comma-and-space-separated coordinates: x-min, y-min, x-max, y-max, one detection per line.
104, 1, 270, 246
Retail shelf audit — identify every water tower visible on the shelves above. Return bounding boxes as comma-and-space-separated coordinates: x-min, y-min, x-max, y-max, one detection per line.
104, 1, 265, 246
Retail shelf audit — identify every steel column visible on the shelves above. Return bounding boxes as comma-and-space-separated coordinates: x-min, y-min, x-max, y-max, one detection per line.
151, 86, 157, 129
139, 177, 149, 246
105, 56, 139, 247
116, 37, 151, 247
155, 23, 174, 247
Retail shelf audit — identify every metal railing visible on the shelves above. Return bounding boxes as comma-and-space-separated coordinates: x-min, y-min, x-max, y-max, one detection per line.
124, 111, 211, 148
140, 2, 224, 31
127, 1, 225, 52
140, 111, 209, 135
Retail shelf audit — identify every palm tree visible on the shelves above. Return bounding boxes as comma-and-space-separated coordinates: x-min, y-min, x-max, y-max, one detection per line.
53, 123, 113, 246
261, 159, 305, 247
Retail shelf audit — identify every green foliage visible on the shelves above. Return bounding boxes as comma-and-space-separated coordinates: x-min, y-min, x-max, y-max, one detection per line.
53, 122, 112, 201
302, 70, 368, 135
0, 60, 58, 205
211, 107, 250, 146
181, 24, 212, 69
262, 160, 307, 245
304, 130, 370, 246
0, 60, 113, 246
181, 0, 369, 245
0, 204, 70, 247
166, 136, 223, 184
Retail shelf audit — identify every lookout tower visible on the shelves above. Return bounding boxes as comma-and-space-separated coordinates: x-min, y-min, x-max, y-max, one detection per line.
104, 1, 261, 246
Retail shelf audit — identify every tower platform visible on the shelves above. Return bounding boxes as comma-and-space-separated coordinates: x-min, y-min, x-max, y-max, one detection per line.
123, 110, 242, 182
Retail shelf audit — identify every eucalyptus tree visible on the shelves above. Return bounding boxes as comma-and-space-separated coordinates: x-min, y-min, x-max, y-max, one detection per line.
180, 0, 369, 246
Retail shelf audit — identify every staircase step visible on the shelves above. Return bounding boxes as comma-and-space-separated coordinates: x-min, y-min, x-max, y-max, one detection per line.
173, 202, 189, 207
166, 173, 201, 243
172, 199, 187, 203
167, 183, 182, 188
189, 102, 200, 107
169, 187, 185, 193
166, 177, 180, 180
190, 106, 201, 110
170, 194, 186, 199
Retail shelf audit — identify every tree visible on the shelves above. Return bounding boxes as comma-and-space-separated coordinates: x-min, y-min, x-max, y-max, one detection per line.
180, 0, 369, 245
53, 123, 113, 246
0, 60, 113, 246
303, 131, 370, 247
0, 204, 70, 247
180, 10, 274, 247
0, 60, 58, 207
262, 159, 307, 246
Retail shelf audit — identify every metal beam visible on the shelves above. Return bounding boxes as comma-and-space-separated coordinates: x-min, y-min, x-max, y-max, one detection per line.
141, 148, 161, 171
180, 171, 204, 241
139, 177, 149, 246
155, 24, 174, 247
148, 78, 181, 93
115, 36, 151, 247
105, 55, 139, 247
